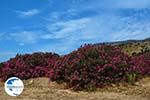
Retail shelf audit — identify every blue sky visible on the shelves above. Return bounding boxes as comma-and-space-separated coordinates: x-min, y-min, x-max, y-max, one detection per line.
0, 0, 150, 62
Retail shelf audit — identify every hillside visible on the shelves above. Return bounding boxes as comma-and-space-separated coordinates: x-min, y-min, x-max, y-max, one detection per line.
0, 38, 150, 100
0, 77, 150, 100
96, 38, 150, 55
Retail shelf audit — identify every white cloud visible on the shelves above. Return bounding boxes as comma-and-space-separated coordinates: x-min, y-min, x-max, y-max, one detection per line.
47, 9, 79, 22
47, 17, 92, 39
8, 31, 55, 45
10, 31, 39, 43
40, 34, 53, 39
8, 7, 150, 53
111, 21, 150, 41
33, 36, 82, 55
16, 9, 41, 18
46, 10, 150, 45
19, 43, 25, 46
2, 0, 150, 62
74, 0, 150, 11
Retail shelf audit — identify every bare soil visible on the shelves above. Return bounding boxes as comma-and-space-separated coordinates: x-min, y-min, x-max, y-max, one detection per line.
0, 77, 150, 100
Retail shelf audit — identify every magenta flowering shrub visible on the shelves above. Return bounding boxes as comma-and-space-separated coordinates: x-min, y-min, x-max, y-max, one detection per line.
49, 45, 132, 90
0, 44, 149, 90
131, 52, 150, 76
0, 52, 59, 81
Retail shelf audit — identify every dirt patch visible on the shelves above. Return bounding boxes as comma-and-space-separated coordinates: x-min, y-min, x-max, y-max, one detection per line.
0, 77, 150, 100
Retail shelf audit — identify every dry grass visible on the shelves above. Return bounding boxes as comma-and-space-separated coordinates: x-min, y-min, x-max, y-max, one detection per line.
0, 77, 150, 100
119, 42, 150, 55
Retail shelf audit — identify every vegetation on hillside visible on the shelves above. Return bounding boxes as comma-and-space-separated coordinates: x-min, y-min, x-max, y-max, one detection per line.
0, 38, 150, 90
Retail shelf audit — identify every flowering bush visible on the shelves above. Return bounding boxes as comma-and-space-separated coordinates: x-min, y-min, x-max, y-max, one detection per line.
0, 52, 59, 81
49, 45, 132, 90
0, 44, 149, 90
131, 52, 150, 76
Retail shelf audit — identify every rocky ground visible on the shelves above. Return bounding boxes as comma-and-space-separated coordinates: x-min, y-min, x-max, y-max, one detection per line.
0, 77, 150, 100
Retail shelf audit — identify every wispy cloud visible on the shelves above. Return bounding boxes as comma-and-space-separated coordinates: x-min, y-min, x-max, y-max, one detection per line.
33, 36, 82, 55
10, 31, 40, 44
7, 0, 150, 54
76, 0, 150, 10
7, 31, 56, 45
45, 8, 150, 52
16, 9, 41, 18
1, 0, 150, 62
47, 17, 91, 39
46, 9, 79, 23
111, 20, 150, 41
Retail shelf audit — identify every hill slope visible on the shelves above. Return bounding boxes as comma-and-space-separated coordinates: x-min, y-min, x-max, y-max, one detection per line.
0, 77, 150, 100
95, 37, 150, 55
0, 38, 150, 100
